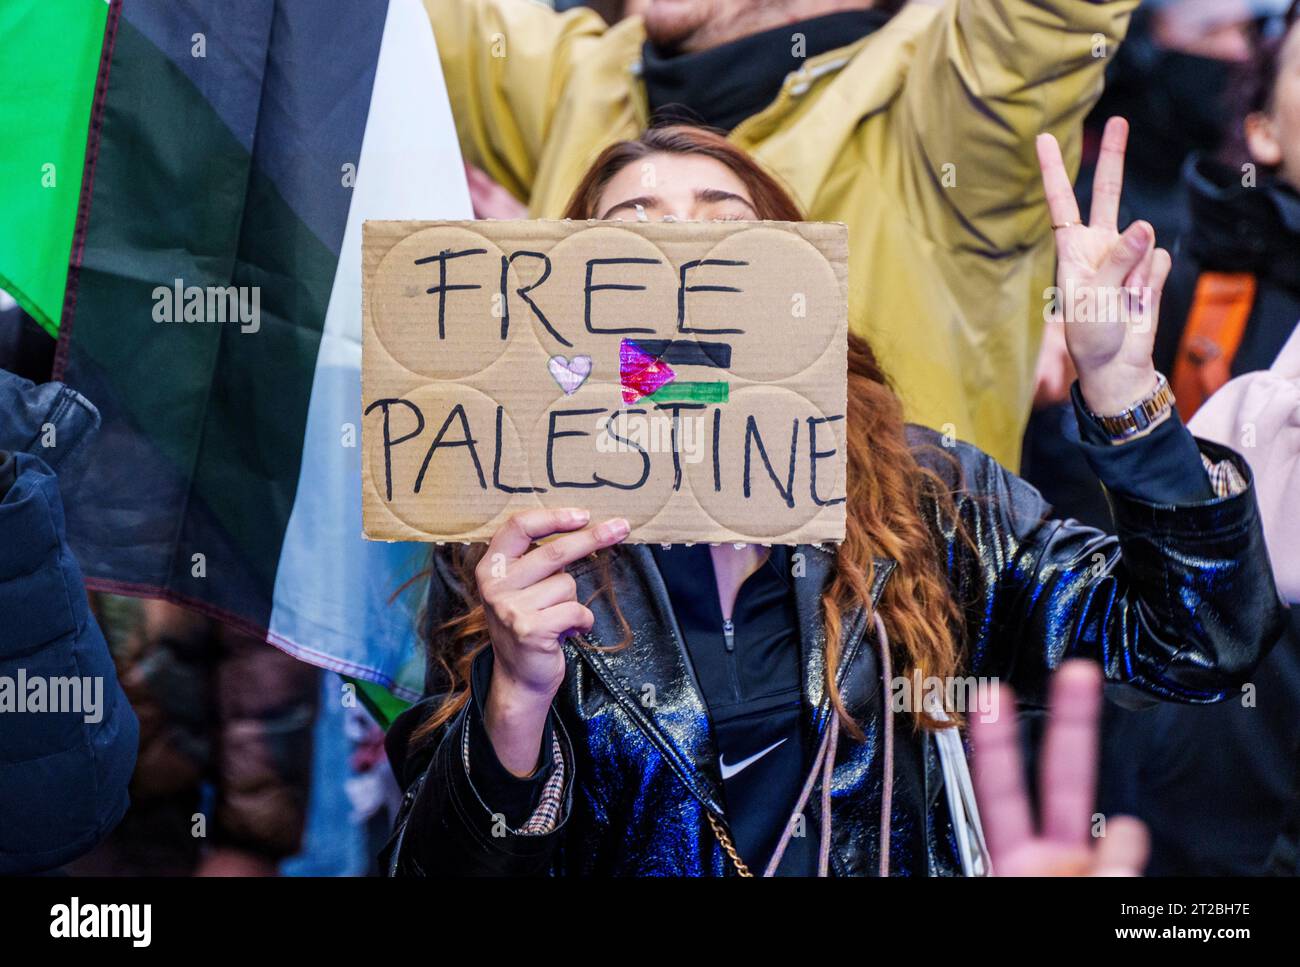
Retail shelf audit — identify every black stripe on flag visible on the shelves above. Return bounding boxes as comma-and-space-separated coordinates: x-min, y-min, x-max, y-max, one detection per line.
636, 339, 732, 368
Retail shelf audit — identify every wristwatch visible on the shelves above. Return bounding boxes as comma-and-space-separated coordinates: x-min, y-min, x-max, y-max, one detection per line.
1087, 372, 1176, 443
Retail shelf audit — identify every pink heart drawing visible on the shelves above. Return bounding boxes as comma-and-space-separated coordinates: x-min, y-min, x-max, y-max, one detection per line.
547, 354, 592, 395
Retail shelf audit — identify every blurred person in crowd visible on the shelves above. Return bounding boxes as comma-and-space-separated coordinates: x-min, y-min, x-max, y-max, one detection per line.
1097, 0, 1300, 877
382, 124, 1286, 877
1083, 0, 1280, 245
424, 0, 1141, 471
1156, 0, 1300, 387
3, 291, 321, 880
1020, 0, 1288, 530
69, 599, 320, 876
0, 367, 138, 875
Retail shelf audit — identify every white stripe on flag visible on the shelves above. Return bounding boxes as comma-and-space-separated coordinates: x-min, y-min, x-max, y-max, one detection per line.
267, 0, 472, 699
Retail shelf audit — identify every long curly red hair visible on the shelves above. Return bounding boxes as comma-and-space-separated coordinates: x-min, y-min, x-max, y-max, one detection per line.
414, 126, 967, 744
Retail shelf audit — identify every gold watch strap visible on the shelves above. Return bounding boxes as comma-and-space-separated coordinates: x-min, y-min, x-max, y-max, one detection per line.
1090, 372, 1176, 441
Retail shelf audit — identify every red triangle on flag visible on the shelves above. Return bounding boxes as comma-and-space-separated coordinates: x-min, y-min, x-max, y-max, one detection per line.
619, 339, 676, 403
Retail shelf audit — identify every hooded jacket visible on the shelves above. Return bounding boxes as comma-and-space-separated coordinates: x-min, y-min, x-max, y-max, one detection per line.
423, 0, 1140, 470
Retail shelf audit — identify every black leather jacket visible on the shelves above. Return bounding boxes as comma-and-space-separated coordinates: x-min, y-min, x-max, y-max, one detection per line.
384, 426, 1287, 876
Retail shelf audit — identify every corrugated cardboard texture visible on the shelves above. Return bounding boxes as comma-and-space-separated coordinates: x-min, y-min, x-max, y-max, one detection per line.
362, 220, 847, 544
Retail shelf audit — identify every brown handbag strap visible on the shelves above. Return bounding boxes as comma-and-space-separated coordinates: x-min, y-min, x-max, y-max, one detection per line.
1171, 271, 1257, 421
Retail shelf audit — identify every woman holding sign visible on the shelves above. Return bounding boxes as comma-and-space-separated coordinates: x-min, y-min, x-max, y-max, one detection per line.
382, 124, 1287, 877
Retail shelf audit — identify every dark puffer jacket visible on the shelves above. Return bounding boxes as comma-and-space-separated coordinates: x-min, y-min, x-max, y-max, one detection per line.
0, 371, 139, 874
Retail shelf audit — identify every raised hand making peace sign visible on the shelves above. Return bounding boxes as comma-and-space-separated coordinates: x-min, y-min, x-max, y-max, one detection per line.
971, 661, 1150, 877
1038, 116, 1173, 418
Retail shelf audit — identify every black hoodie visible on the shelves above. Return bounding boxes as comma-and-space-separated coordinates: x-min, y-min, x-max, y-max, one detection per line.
1155, 155, 1300, 377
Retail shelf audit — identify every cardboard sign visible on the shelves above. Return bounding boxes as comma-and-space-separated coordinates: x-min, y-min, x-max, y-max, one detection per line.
362, 220, 848, 544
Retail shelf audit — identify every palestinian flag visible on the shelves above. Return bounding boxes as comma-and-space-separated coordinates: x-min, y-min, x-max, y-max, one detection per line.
1, 0, 470, 703
619, 338, 733, 404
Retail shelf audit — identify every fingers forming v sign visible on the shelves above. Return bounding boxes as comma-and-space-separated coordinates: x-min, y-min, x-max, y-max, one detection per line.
1036, 117, 1172, 413
971, 660, 1150, 876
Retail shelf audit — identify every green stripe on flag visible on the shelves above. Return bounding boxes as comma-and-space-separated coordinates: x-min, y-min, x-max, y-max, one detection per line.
344, 676, 412, 731
0, 0, 107, 335
644, 381, 730, 403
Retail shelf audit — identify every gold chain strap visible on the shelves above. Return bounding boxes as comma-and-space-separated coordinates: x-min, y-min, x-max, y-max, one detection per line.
707, 812, 754, 878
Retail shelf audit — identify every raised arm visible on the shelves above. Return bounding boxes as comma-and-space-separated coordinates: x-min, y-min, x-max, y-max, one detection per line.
885, 0, 1139, 256
422, 0, 608, 202
951, 117, 1288, 705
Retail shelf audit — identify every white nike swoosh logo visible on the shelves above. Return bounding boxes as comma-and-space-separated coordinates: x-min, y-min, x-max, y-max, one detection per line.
719, 738, 788, 780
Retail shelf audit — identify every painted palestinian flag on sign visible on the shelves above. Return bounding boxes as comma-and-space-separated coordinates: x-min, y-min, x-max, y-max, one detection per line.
29, 0, 470, 700
619, 338, 732, 404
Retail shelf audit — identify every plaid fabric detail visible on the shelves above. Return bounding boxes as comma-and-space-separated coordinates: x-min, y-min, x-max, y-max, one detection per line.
1202, 454, 1248, 498
462, 715, 566, 836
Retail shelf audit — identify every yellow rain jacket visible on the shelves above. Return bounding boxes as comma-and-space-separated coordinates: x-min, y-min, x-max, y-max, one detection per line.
424, 0, 1138, 468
